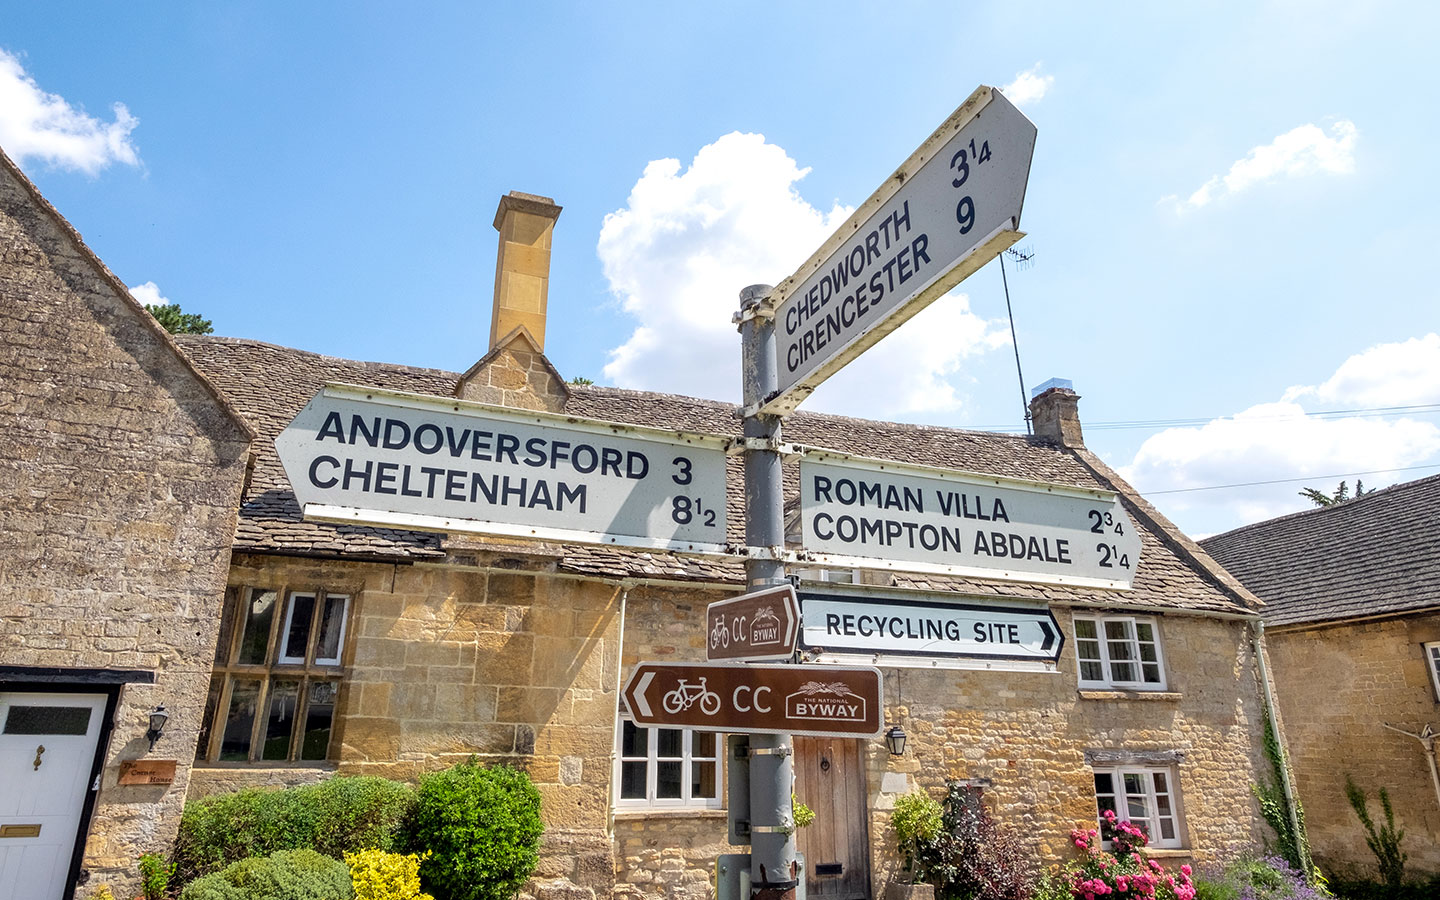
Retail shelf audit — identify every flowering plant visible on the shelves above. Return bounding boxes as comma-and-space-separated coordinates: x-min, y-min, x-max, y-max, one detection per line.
1065, 810, 1195, 900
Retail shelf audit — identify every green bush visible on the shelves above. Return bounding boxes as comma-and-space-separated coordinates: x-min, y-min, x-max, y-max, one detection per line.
404, 761, 543, 900
174, 776, 414, 883
891, 790, 943, 882
179, 849, 353, 900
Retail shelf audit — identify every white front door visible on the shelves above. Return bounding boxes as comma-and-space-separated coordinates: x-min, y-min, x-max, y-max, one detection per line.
0, 692, 108, 900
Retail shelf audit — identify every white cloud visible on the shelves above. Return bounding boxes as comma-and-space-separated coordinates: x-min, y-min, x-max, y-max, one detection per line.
598, 132, 1012, 416
128, 281, 169, 306
1000, 64, 1053, 107
1120, 333, 1440, 530
1284, 333, 1440, 407
1168, 120, 1357, 211
0, 48, 141, 175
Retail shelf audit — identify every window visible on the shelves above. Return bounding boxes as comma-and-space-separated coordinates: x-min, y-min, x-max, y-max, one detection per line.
1093, 767, 1183, 849
614, 719, 722, 809
1426, 642, 1440, 701
197, 587, 350, 764
1074, 615, 1166, 690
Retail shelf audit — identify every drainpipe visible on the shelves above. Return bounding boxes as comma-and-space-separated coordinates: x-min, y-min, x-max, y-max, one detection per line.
1253, 621, 1310, 876
606, 586, 631, 839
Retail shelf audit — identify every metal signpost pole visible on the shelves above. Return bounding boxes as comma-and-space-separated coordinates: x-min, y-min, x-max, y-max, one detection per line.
737, 283, 797, 900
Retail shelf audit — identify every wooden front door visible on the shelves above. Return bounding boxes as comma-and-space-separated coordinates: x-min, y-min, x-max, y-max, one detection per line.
794, 737, 871, 900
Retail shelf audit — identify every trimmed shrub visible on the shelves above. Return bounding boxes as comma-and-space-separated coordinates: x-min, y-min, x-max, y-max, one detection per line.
179, 849, 353, 900
174, 776, 414, 883
404, 761, 543, 900
347, 849, 434, 900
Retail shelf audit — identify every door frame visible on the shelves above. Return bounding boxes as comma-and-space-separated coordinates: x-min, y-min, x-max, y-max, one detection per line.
1, 669, 141, 900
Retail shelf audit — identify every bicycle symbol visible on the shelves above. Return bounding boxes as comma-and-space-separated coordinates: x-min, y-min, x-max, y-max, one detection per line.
663, 677, 721, 715
710, 618, 730, 649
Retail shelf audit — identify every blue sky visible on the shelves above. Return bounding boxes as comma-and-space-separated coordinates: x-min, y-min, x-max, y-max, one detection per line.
4, 1, 1438, 538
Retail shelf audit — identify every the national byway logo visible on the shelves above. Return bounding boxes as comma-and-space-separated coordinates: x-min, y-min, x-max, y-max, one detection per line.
750, 605, 782, 646
785, 681, 867, 723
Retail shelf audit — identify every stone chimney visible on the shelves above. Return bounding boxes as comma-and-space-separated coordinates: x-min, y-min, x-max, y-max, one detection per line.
453, 192, 569, 413
1029, 377, 1084, 448
489, 191, 562, 351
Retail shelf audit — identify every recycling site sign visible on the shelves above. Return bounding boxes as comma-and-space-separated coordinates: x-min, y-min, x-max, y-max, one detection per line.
798, 590, 1063, 668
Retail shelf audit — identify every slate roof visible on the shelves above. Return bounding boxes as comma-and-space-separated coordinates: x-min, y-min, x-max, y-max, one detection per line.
1201, 474, 1440, 627
177, 335, 1258, 615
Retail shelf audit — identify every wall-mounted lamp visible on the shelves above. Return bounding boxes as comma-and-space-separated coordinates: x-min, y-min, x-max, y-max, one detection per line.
145, 706, 169, 751
885, 725, 907, 757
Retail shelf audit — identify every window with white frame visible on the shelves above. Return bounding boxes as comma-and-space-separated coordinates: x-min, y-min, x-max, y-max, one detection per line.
1093, 767, 1183, 849
615, 719, 722, 809
1073, 614, 1166, 690
1425, 642, 1440, 701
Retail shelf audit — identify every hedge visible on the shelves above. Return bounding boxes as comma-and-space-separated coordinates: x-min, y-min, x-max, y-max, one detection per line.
174, 776, 413, 884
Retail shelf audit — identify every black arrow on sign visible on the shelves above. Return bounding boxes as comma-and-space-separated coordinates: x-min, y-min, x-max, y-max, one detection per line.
1039, 620, 1056, 652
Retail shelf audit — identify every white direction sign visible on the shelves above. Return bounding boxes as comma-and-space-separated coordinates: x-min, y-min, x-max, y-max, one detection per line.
758, 86, 1037, 416
799, 591, 1063, 664
275, 383, 728, 553
799, 450, 1142, 589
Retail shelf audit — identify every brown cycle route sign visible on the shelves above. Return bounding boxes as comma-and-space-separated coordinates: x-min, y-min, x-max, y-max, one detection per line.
622, 661, 883, 738
706, 584, 801, 662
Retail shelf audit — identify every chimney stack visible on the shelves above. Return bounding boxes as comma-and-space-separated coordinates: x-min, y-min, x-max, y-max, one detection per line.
490, 191, 562, 351
1029, 377, 1084, 448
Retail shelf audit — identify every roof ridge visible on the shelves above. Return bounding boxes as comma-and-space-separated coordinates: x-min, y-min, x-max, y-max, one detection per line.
177, 334, 463, 380
1202, 471, 1440, 544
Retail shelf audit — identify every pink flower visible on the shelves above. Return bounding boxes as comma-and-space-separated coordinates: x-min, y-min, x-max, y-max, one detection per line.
1180, 865, 1192, 877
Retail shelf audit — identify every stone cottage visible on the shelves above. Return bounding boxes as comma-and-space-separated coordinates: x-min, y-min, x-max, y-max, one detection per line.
166, 191, 1285, 900
1203, 476, 1440, 877
0, 147, 254, 900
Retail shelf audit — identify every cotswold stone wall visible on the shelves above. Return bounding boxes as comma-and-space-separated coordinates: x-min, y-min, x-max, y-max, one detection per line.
614, 601, 1270, 900
0, 161, 250, 894
220, 552, 637, 899
208, 545, 1274, 900
1266, 614, 1440, 877
861, 608, 1270, 895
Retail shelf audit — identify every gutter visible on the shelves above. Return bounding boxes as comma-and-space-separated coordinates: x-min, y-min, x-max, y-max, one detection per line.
606, 586, 631, 839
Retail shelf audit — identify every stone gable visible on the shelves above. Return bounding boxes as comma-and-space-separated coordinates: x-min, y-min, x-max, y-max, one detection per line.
0, 149, 252, 896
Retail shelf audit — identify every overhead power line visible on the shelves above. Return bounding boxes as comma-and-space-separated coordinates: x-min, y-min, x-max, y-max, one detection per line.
1141, 464, 1440, 496
972, 403, 1440, 434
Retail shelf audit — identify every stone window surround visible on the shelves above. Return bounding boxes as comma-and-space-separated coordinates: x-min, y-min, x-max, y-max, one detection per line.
196, 584, 357, 765
613, 718, 724, 811
1425, 642, 1440, 701
1086, 749, 1188, 851
1072, 613, 1168, 691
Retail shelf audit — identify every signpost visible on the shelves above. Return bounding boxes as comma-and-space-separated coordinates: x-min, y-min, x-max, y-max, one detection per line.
755, 86, 1037, 416
622, 661, 883, 739
706, 585, 801, 662
275, 383, 728, 553
724, 84, 1037, 900
798, 450, 1142, 589
798, 591, 1062, 665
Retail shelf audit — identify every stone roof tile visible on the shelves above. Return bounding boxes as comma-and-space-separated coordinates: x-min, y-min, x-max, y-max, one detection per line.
176, 335, 1254, 614
1201, 474, 1440, 626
